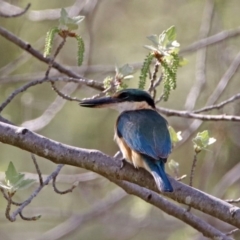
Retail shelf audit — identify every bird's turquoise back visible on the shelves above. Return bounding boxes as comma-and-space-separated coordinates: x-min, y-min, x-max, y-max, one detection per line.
116, 109, 172, 160
116, 109, 173, 192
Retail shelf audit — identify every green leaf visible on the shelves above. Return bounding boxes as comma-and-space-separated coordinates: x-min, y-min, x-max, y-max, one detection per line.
16, 179, 36, 191
169, 126, 182, 144
159, 31, 168, 47
72, 16, 85, 24
192, 130, 216, 152
5, 162, 25, 186
59, 8, 85, 30
59, 8, 68, 25
165, 26, 176, 42
66, 23, 78, 30
178, 57, 188, 67
147, 35, 159, 47
118, 64, 134, 77
168, 159, 179, 173
4, 162, 36, 192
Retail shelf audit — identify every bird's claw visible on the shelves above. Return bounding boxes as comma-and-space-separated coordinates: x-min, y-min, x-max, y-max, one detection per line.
120, 158, 126, 169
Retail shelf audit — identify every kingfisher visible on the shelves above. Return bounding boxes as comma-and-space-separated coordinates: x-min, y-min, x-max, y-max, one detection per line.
79, 88, 173, 192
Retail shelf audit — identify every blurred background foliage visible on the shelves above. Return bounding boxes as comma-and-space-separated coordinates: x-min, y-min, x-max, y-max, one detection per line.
0, 0, 240, 239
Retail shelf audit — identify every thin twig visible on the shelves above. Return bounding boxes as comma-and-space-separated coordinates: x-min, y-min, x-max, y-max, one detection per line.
193, 93, 240, 113
181, 27, 240, 54
51, 163, 76, 195
52, 172, 77, 195
6, 164, 64, 222
34, 188, 127, 240
0, 188, 22, 206
225, 198, 240, 203
0, 76, 96, 113
19, 211, 40, 221
189, 153, 198, 188
187, 153, 198, 212
45, 37, 67, 77
46, 37, 82, 102
0, 3, 31, 18
50, 83, 81, 102
157, 106, 240, 122
21, 83, 78, 131
0, 26, 103, 91
185, 0, 215, 110
226, 228, 239, 236
177, 175, 187, 181
31, 154, 43, 186
5, 192, 14, 221
148, 62, 160, 94
206, 50, 240, 105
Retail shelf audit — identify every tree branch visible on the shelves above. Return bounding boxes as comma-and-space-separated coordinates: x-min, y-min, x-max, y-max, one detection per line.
157, 107, 240, 121
112, 180, 233, 240
0, 121, 239, 229
0, 2, 31, 18
181, 27, 240, 54
0, 26, 104, 91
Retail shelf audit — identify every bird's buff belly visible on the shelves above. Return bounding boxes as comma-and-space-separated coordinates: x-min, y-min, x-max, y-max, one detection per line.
114, 133, 149, 170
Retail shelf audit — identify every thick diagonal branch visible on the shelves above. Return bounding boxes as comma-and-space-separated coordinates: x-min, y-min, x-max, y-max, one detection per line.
0, 122, 239, 230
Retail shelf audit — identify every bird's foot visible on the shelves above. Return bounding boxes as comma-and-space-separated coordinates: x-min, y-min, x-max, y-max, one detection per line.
120, 158, 126, 169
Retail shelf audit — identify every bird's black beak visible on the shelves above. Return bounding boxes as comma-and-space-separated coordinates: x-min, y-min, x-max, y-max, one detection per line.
79, 96, 120, 108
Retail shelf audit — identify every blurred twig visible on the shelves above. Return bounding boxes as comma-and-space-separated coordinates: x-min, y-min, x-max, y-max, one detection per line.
185, 0, 215, 110
157, 107, 240, 122
34, 188, 127, 240
225, 198, 240, 204
148, 61, 160, 100
206, 50, 240, 105
0, 2, 30, 18
0, 26, 104, 91
20, 83, 78, 132
193, 93, 240, 113
226, 228, 239, 236
0, 76, 97, 113
181, 27, 240, 54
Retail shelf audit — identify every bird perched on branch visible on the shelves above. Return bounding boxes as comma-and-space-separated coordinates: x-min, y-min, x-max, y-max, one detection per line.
80, 88, 173, 192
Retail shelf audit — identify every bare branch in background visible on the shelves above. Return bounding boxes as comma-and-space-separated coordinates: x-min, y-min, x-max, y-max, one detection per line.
0, 2, 30, 18
28, 0, 89, 21
34, 188, 127, 240
0, 26, 104, 91
0, 76, 99, 114
20, 82, 78, 131
185, 0, 215, 110
193, 93, 240, 113
157, 107, 240, 121
206, 50, 240, 105
181, 27, 240, 54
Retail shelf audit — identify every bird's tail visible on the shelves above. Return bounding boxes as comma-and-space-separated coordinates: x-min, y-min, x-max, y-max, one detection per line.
142, 156, 173, 192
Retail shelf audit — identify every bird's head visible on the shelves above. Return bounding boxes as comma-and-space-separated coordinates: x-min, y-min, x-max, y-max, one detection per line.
79, 89, 155, 113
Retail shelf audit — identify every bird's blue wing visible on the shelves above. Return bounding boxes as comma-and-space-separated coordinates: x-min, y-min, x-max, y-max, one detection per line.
116, 109, 172, 160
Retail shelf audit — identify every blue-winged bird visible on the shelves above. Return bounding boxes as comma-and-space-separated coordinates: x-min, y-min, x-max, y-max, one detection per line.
79, 89, 173, 192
